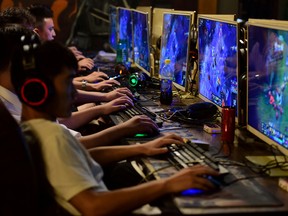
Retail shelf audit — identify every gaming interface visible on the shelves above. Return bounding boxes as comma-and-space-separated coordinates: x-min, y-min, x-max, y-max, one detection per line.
109, 6, 117, 51
118, 8, 133, 64
198, 17, 238, 110
248, 25, 288, 150
160, 13, 191, 88
132, 11, 150, 73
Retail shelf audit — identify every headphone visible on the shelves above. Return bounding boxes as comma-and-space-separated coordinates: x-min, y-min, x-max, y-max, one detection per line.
19, 34, 54, 107
189, 24, 198, 61
128, 72, 148, 88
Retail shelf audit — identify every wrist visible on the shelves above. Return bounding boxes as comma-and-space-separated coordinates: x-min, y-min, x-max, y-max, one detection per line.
81, 79, 88, 90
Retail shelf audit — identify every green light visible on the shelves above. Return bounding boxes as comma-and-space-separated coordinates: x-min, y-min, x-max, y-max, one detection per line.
134, 133, 148, 137
129, 75, 138, 87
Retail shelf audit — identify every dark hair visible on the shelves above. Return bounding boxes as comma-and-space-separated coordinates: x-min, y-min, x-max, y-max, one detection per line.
27, 4, 53, 29
0, 24, 35, 72
11, 40, 78, 97
0, 7, 36, 30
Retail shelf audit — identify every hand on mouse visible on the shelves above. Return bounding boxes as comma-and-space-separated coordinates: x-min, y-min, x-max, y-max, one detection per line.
164, 165, 220, 193
119, 115, 159, 137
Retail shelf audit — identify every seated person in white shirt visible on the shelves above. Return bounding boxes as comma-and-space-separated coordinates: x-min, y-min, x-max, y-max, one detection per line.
0, 24, 159, 148
11, 38, 219, 216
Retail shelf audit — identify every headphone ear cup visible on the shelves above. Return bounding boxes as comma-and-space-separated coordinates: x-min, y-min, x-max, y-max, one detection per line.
20, 77, 54, 107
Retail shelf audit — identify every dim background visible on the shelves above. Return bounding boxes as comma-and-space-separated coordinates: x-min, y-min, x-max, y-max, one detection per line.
1, 0, 288, 51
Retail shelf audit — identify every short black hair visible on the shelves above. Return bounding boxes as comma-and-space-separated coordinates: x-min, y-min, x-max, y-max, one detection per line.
27, 4, 53, 29
0, 24, 35, 72
0, 7, 36, 30
11, 40, 78, 98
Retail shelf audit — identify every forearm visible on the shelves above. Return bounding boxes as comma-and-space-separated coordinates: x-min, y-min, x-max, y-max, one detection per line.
91, 180, 166, 215
71, 179, 168, 216
88, 144, 146, 166
58, 105, 105, 130
78, 124, 130, 149
75, 90, 107, 104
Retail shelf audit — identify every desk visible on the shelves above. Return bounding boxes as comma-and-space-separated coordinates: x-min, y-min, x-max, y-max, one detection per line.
119, 89, 288, 215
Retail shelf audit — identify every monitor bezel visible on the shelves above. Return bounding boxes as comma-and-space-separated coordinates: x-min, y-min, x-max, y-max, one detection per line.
197, 15, 240, 122
132, 9, 151, 77
159, 11, 192, 92
198, 14, 236, 22
246, 22, 288, 156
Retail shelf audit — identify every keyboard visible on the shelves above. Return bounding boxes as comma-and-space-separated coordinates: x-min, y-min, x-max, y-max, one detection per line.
167, 143, 218, 170
165, 140, 229, 180
109, 102, 163, 127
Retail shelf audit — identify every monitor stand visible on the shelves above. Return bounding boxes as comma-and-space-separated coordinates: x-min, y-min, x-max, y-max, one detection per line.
245, 155, 288, 176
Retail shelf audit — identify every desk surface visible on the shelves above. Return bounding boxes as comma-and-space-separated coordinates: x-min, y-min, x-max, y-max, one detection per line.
121, 88, 288, 215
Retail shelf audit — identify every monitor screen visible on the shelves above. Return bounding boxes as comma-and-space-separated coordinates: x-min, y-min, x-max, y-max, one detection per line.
132, 10, 151, 75
109, 5, 117, 52
151, 8, 174, 48
136, 6, 152, 37
198, 16, 239, 116
117, 7, 133, 65
159, 12, 192, 91
247, 23, 288, 156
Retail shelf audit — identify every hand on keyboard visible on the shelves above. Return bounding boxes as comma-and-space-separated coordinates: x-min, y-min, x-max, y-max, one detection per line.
101, 96, 134, 115
139, 133, 184, 156
120, 115, 159, 137
104, 87, 134, 101
85, 79, 120, 91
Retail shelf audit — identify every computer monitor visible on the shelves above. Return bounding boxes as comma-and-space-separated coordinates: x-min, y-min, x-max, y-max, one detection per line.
136, 6, 152, 37
151, 8, 174, 49
108, 5, 117, 52
132, 10, 151, 76
117, 7, 133, 65
174, 10, 196, 25
159, 12, 192, 92
197, 15, 240, 120
247, 22, 288, 161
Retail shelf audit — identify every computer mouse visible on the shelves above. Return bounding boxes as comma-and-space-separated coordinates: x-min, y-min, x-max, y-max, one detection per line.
133, 129, 160, 139
180, 175, 222, 196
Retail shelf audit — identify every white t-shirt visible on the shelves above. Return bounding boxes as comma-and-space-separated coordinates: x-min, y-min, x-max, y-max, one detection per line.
0, 85, 22, 122
21, 119, 108, 215
0, 86, 82, 139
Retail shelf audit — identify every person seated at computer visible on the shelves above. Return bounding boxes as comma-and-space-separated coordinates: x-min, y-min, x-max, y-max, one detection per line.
0, 23, 159, 150
1, 6, 141, 133
26, 4, 106, 80
26, 4, 130, 94
11, 39, 219, 216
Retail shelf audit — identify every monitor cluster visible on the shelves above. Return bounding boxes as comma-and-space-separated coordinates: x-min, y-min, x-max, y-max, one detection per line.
108, 4, 288, 157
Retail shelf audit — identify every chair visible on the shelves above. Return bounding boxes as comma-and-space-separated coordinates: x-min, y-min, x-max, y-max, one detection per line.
0, 100, 38, 215
0, 101, 71, 216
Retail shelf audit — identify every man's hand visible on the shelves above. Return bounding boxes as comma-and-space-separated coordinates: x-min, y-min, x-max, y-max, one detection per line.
104, 87, 133, 101
120, 115, 159, 136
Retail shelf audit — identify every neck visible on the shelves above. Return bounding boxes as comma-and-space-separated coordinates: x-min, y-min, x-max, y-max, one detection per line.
21, 104, 56, 122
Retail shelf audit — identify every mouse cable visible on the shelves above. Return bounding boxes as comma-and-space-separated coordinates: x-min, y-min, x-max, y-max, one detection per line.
224, 174, 268, 187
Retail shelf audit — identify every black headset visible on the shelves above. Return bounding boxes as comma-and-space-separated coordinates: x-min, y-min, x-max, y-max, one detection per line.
189, 23, 198, 61
19, 34, 54, 107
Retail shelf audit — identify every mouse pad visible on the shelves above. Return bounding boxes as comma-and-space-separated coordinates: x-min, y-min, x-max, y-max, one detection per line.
173, 177, 282, 213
